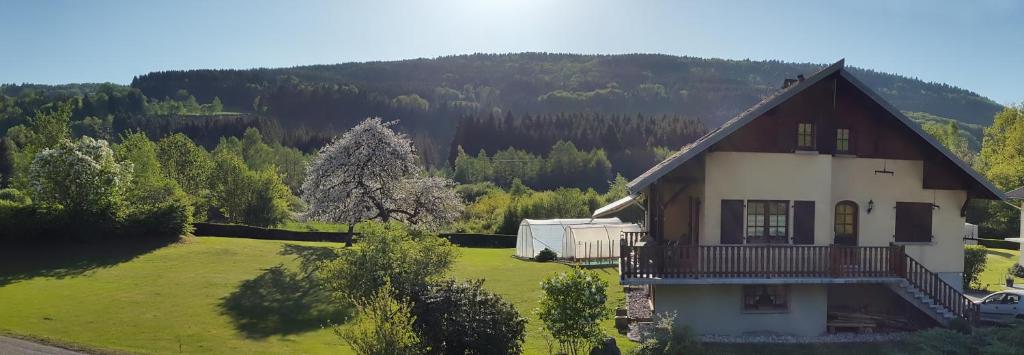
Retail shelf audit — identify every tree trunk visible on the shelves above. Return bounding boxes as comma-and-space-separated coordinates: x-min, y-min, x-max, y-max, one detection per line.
345, 223, 354, 247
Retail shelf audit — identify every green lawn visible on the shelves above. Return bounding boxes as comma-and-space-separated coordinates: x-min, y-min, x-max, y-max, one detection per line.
977, 247, 1022, 291
0, 237, 631, 354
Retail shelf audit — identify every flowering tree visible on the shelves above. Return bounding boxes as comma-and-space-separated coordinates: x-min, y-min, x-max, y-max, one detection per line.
29, 137, 132, 214
537, 268, 612, 355
301, 118, 462, 233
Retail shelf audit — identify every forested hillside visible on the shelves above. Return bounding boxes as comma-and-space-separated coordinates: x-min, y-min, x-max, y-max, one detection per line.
1, 53, 1004, 181
132, 53, 1003, 128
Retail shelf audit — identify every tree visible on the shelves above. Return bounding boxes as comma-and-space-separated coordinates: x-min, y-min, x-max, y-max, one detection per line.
211, 96, 223, 113
319, 222, 458, 303
975, 105, 1024, 237
210, 150, 291, 227
301, 118, 463, 234
156, 133, 214, 221
9, 102, 74, 191
336, 283, 424, 355
29, 137, 131, 215
537, 268, 612, 355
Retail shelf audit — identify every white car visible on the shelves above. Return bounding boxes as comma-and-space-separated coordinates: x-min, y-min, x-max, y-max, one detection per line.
977, 290, 1024, 323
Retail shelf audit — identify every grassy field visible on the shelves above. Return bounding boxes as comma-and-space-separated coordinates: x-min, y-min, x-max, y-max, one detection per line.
14, 237, 1013, 354
976, 247, 1022, 291
0, 237, 630, 354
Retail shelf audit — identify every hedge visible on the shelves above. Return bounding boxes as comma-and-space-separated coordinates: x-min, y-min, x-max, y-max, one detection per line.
974, 237, 1020, 251
193, 222, 353, 243
438, 233, 516, 248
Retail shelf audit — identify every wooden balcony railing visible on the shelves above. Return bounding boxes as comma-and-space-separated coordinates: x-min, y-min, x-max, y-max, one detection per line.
620, 231, 979, 323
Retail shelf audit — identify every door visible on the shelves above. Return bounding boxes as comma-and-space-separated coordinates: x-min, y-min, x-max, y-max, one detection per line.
834, 201, 859, 269
834, 201, 858, 246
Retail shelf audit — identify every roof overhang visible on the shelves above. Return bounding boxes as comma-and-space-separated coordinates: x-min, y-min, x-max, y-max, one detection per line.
1007, 187, 1024, 200
592, 193, 641, 218
627, 59, 1006, 201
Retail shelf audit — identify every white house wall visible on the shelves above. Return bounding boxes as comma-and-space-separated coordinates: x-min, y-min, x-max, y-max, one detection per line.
701, 151, 966, 281
654, 284, 827, 336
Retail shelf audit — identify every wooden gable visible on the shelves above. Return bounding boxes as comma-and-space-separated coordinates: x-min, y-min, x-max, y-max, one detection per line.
712, 73, 975, 192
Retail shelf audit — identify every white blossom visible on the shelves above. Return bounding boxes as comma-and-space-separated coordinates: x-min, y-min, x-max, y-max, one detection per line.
300, 118, 463, 229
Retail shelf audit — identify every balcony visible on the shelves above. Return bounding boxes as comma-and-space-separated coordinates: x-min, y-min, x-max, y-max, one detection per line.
620, 232, 906, 283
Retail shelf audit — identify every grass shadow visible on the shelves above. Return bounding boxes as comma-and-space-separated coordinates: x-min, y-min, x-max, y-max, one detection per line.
220, 244, 351, 339
0, 235, 181, 287
988, 249, 1015, 259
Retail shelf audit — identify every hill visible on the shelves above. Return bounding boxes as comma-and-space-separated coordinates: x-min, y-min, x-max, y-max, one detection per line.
131, 53, 1003, 129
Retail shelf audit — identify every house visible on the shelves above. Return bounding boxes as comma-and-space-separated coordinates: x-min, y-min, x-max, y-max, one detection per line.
610, 60, 1005, 336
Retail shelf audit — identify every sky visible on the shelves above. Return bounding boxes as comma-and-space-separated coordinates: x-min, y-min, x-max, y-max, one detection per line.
1, 0, 1021, 104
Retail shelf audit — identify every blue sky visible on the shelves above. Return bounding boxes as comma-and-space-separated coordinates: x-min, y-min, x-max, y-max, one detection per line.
1, 0, 1021, 104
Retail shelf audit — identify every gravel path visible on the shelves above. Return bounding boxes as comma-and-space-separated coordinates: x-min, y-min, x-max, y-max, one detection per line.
0, 336, 86, 355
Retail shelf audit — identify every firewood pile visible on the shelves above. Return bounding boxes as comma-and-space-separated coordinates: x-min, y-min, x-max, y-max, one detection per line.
828, 311, 917, 332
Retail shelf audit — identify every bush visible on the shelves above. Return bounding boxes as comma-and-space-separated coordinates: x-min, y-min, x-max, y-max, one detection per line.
901, 328, 977, 355
964, 245, 988, 290
0, 188, 31, 205
977, 237, 1020, 250
537, 268, 612, 355
336, 284, 424, 355
536, 248, 558, 262
319, 222, 458, 302
411, 279, 526, 355
634, 312, 704, 355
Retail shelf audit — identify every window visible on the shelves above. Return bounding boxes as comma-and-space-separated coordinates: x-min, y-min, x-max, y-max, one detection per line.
834, 201, 858, 245
797, 123, 815, 150
746, 200, 788, 244
895, 202, 934, 243
836, 128, 851, 153
743, 285, 788, 312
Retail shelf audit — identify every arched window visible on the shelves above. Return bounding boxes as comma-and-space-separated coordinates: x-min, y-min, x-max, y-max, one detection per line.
835, 201, 858, 245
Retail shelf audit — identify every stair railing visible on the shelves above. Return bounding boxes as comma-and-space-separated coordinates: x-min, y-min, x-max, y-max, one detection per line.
901, 252, 979, 323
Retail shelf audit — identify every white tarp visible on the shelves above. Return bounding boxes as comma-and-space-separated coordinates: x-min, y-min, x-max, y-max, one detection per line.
515, 218, 621, 258
562, 223, 641, 259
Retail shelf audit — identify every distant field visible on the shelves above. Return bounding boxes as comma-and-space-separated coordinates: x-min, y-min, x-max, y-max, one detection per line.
977, 247, 1022, 291
0, 237, 630, 354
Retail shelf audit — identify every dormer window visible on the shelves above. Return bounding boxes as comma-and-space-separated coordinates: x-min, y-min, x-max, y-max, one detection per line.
797, 123, 815, 150
836, 128, 851, 154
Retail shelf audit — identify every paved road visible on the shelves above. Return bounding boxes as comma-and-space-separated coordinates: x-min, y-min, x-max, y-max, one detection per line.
0, 336, 85, 355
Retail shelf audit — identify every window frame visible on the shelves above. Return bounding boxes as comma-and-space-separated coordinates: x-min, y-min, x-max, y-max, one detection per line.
745, 200, 789, 244
742, 285, 790, 313
797, 122, 816, 150
835, 128, 851, 154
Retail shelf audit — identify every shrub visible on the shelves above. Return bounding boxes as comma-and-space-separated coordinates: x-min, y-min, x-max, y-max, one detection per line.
901, 328, 977, 355
0, 188, 31, 205
536, 248, 558, 262
1010, 264, 1024, 278
537, 268, 612, 355
411, 279, 526, 355
634, 312, 704, 355
336, 284, 424, 355
319, 222, 458, 302
964, 245, 988, 290
29, 137, 131, 216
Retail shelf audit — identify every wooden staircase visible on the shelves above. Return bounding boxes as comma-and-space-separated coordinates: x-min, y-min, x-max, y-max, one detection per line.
888, 254, 978, 326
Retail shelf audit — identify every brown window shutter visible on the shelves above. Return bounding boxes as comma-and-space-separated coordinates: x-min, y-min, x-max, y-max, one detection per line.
895, 202, 933, 242
721, 200, 745, 244
793, 201, 815, 245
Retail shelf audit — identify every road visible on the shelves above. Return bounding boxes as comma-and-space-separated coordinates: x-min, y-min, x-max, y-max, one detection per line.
0, 336, 85, 355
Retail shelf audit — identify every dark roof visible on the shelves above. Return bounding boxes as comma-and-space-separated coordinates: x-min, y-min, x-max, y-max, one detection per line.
1008, 187, 1024, 200
627, 59, 1005, 201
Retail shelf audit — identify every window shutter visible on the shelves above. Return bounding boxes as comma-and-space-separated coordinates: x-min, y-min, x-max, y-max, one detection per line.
793, 201, 815, 245
895, 202, 933, 242
721, 200, 744, 244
